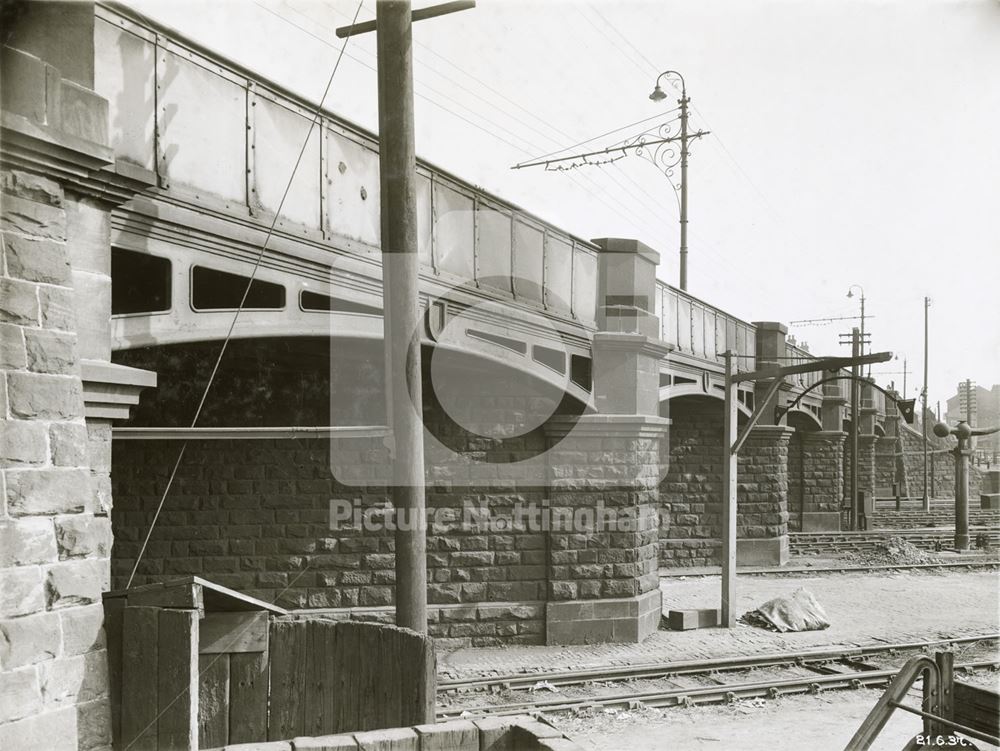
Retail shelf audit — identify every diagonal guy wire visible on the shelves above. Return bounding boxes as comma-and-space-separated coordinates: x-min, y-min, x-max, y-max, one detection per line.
126, 0, 364, 589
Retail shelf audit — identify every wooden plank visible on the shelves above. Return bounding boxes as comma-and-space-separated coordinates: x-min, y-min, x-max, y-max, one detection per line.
228, 651, 268, 744
267, 620, 309, 740
198, 653, 230, 749
103, 598, 125, 751
128, 580, 203, 609
120, 606, 159, 751
304, 619, 336, 737
157, 608, 199, 751
954, 682, 1000, 738
199, 611, 268, 654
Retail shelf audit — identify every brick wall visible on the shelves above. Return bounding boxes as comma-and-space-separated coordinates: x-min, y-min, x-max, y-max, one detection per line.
111, 339, 568, 645
1, 170, 112, 750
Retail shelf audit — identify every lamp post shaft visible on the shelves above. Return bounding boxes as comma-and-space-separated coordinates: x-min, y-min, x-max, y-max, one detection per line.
678, 89, 689, 291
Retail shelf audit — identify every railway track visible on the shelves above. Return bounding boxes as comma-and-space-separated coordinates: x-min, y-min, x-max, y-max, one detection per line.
437, 634, 1000, 719
662, 560, 1000, 578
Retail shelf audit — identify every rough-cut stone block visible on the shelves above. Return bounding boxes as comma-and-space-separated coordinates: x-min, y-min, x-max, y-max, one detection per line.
414, 720, 479, 751
76, 696, 113, 751
0, 321, 27, 369
60, 603, 107, 656
55, 515, 110, 559
49, 422, 89, 467
0, 418, 48, 466
0, 665, 43, 724
38, 285, 76, 331
0, 193, 67, 240
0, 565, 45, 617
0, 517, 58, 566
3, 234, 71, 285
0, 276, 40, 326
25, 328, 78, 375
5, 468, 91, 516
38, 650, 107, 708
7, 372, 83, 420
0, 705, 77, 751
0, 610, 62, 669
353, 727, 419, 751
224, 743, 292, 751
45, 559, 104, 608
1, 169, 63, 207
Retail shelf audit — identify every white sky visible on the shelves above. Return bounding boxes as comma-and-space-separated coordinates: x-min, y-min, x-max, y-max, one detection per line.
128, 0, 1000, 412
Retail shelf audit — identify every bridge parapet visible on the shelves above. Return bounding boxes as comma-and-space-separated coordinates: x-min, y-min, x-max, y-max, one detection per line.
94, 3, 598, 328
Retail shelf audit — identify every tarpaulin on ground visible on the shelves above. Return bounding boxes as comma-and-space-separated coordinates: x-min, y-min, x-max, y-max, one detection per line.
740, 587, 831, 632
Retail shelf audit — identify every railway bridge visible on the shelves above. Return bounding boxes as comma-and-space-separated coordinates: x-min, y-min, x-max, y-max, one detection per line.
1, 0, 904, 663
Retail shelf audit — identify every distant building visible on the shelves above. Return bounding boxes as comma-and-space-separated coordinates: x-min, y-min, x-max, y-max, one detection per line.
946, 382, 1000, 456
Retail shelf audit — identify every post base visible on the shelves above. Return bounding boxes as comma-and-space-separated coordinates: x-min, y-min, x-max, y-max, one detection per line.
545, 589, 661, 645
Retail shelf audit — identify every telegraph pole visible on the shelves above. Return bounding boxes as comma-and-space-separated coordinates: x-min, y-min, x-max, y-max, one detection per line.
850, 328, 861, 529
339, 0, 475, 634
922, 296, 930, 510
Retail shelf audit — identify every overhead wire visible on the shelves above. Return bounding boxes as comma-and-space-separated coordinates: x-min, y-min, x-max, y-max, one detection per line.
126, 0, 365, 589
258, 1, 672, 240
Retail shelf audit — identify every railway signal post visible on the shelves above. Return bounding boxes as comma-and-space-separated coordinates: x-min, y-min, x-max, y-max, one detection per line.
720, 348, 893, 627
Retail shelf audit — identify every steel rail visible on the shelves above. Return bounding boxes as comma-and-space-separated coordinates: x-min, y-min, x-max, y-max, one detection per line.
439, 634, 999, 693
439, 659, 999, 719
662, 560, 1000, 579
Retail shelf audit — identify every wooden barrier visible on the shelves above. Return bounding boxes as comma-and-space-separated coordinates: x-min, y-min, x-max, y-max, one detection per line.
104, 577, 436, 749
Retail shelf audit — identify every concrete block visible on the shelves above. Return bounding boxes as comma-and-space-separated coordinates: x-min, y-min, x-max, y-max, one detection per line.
292, 734, 359, 750
473, 716, 515, 751
666, 608, 720, 631
414, 719, 479, 751
510, 718, 564, 746
536, 740, 583, 751
354, 727, 419, 751
800, 512, 841, 532
981, 494, 1000, 510
225, 743, 293, 751
736, 535, 789, 567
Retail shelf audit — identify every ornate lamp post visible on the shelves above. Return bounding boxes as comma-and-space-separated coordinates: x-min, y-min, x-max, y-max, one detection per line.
649, 70, 694, 291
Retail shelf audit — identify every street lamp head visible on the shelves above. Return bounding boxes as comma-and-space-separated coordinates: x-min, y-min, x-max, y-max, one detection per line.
649, 85, 668, 102
847, 290, 854, 298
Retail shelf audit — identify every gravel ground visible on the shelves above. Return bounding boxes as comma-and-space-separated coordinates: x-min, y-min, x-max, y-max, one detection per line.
441, 570, 1000, 679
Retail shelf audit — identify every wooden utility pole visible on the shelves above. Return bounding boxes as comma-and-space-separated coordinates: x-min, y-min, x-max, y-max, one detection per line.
850, 328, 861, 530
339, 0, 474, 634
922, 296, 930, 511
